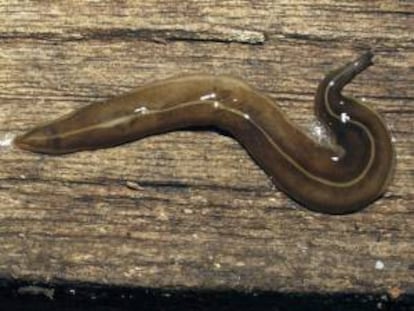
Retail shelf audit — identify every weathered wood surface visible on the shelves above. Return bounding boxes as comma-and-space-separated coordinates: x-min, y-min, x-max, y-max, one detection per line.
0, 0, 412, 295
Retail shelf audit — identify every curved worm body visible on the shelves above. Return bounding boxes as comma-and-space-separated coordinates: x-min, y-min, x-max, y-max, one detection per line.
14, 52, 395, 214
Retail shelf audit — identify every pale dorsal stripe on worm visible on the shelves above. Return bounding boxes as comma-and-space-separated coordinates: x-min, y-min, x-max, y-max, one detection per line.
14, 52, 395, 214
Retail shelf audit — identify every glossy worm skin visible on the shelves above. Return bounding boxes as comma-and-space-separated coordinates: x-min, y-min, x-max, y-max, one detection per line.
14, 52, 395, 214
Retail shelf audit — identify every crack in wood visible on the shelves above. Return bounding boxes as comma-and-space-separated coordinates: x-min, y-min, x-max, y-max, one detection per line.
0, 27, 266, 45
0, 176, 272, 193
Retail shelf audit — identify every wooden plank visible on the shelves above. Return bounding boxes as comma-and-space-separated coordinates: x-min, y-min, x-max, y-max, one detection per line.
0, 0, 412, 297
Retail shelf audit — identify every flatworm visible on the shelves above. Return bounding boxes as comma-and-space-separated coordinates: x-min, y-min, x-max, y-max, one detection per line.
15, 52, 395, 214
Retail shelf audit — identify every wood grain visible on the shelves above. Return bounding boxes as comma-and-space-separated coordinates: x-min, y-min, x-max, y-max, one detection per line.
0, 0, 412, 295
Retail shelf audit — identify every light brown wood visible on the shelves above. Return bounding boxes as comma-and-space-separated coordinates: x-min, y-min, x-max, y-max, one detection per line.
0, 0, 412, 294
